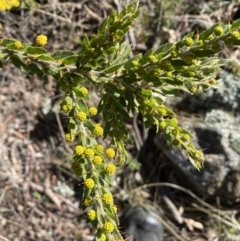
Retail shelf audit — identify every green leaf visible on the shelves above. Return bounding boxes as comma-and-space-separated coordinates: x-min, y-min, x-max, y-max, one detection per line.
164, 132, 172, 142
84, 120, 95, 133
180, 127, 193, 138
139, 48, 153, 65
82, 34, 90, 51
189, 156, 201, 171
77, 99, 88, 113
6, 43, 24, 51
68, 118, 78, 135
98, 18, 108, 35
100, 173, 112, 186
65, 96, 73, 105
52, 50, 75, 60
97, 98, 105, 114
140, 88, 152, 96
0, 52, 8, 60
37, 54, 54, 61
72, 87, 89, 98
142, 75, 160, 83
26, 46, 47, 55
70, 73, 86, 85
232, 39, 240, 46
231, 19, 240, 30
104, 62, 125, 73
164, 107, 175, 116
170, 59, 188, 67
62, 55, 78, 65
12, 55, 28, 73
124, 53, 142, 69
155, 42, 174, 55
46, 65, 64, 78
103, 122, 112, 139
199, 23, 219, 40
161, 77, 183, 85
95, 229, 104, 241
112, 98, 130, 119
161, 85, 180, 96
194, 50, 215, 57
28, 63, 45, 78
1, 38, 16, 46
165, 119, 178, 127
82, 181, 93, 198
153, 116, 159, 132
108, 41, 131, 66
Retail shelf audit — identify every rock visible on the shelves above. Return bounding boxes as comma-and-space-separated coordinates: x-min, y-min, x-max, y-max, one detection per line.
120, 205, 164, 241
176, 70, 240, 113
158, 70, 240, 204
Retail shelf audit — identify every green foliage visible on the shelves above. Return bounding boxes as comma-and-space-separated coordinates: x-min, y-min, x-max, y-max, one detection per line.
1, 2, 240, 240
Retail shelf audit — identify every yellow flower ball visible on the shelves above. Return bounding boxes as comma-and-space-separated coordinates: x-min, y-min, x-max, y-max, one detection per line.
102, 193, 113, 204
190, 86, 197, 93
166, 72, 173, 78
158, 108, 167, 117
100, 233, 106, 241
77, 111, 87, 121
95, 144, 104, 153
61, 104, 70, 113
87, 210, 96, 221
93, 124, 103, 136
85, 148, 95, 159
148, 55, 157, 63
230, 31, 240, 40
171, 118, 178, 125
92, 155, 103, 165
209, 79, 217, 85
214, 26, 224, 36
83, 198, 93, 207
103, 222, 114, 233
80, 86, 88, 96
159, 121, 167, 129
171, 129, 179, 137
0, 0, 20, 11
172, 138, 180, 146
75, 145, 85, 156
105, 148, 115, 158
14, 41, 23, 49
65, 133, 74, 142
182, 134, 190, 142
183, 37, 194, 46
85, 178, 95, 189
36, 34, 48, 46
89, 107, 98, 116
57, 59, 63, 64
105, 164, 116, 175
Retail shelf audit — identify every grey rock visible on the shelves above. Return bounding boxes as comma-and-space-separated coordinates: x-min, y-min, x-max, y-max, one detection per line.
175, 70, 240, 113
160, 70, 240, 204
120, 206, 164, 241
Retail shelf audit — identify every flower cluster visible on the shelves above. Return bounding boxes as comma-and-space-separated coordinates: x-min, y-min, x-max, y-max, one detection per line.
14, 41, 23, 49
36, 34, 48, 46
57, 80, 122, 239
105, 148, 115, 158
102, 193, 113, 205
104, 222, 115, 233
85, 178, 95, 189
0, 0, 20, 11
87, 210, 96, 221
